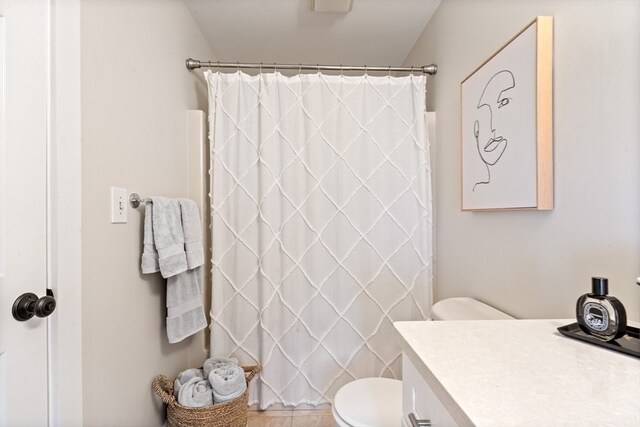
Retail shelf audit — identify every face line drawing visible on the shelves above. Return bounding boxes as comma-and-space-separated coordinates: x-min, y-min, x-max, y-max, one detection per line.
472, 70, 515, 192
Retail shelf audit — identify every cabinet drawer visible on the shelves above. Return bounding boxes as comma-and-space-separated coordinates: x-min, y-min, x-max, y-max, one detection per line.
402, 353, 459, 427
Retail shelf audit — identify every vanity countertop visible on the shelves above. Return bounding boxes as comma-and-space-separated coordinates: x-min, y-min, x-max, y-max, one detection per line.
394, 319, 640, 427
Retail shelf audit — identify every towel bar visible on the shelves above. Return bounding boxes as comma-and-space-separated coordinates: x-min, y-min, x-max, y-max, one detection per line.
129, 193, 148, 208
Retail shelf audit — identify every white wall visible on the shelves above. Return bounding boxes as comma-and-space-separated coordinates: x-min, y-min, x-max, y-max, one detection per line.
80, 1, 215, 425
404, 0, 640, 321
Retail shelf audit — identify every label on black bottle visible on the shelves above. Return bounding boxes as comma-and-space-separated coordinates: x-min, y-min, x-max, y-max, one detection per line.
583, 302, 609, 332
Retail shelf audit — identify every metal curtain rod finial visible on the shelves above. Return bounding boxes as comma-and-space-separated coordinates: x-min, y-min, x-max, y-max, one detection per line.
422, 64, 437, 75
184, 58, 438, 75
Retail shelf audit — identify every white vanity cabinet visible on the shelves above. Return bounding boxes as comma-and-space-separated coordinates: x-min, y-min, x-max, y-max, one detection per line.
394, 319, 640, 427
401, 353, 459, 427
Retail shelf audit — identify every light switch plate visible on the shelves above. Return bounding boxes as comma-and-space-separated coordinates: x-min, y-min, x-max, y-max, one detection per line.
110, 187, 128, 224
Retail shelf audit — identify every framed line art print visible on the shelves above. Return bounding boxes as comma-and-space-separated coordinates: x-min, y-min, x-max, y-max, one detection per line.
461, 16, 553, 211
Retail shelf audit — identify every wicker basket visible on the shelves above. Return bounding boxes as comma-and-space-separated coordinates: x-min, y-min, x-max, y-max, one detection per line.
153, 365, 261, 427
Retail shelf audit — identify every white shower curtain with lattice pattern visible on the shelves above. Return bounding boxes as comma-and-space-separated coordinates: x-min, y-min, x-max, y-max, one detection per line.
205, 70, 432, 409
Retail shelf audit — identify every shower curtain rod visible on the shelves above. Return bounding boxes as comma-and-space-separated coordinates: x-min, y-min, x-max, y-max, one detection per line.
185, 58, 438, 75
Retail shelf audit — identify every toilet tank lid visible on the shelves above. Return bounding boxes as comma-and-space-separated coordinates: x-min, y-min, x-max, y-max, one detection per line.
431, 297, 515, 320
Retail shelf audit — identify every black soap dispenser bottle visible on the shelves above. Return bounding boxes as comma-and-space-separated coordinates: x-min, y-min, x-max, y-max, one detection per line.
576, 277, 627, 341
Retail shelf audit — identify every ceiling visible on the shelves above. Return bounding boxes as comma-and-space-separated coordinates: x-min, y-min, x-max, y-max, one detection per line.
183, 0, 441, 67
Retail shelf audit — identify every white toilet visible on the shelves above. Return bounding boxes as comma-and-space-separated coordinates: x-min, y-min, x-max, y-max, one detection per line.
331, 297, 514, 427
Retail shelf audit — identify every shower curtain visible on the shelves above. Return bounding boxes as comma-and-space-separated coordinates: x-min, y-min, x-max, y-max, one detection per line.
205, 70, 432, 408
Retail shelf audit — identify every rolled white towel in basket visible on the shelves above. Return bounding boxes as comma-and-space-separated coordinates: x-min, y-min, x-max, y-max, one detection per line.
173, 368, 205, 399
208, 365, 247, 404
203, 356, 238, 379
177, 377, 213, 408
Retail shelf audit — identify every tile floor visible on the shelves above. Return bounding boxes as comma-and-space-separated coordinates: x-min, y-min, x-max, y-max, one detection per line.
247, 409, 333, 427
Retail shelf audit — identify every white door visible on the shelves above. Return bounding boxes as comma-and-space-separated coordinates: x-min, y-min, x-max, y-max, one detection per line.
0, 1, 52, 426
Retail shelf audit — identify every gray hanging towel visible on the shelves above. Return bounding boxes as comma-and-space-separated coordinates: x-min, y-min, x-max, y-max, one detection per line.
141, 197, 207, 343
178, 198, 205, 269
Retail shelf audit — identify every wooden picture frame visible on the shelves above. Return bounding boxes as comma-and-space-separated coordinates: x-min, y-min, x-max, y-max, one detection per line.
461, 16, 553, 211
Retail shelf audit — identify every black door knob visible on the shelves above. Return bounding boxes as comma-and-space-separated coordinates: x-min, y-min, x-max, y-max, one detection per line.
12, 291, 57, 321
34, 295, 56, 318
